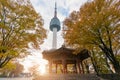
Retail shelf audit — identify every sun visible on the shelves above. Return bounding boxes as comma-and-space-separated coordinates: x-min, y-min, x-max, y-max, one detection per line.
21, 50, 48, 75
38, 59, 48, 75
39, 64, 46, 74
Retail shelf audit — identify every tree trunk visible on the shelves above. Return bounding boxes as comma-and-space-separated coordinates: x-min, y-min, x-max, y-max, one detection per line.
104, 55, 114, 73
105, 51, 120, 74
112, 60, 120, 74
90, 53, 99, 75
92, 58, 99, 75
100, 46, 120, 74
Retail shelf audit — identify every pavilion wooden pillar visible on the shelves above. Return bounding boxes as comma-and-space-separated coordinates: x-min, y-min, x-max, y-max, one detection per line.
80, 61, 84, 74
77, 60, 82, 74
84, 61, 89, 74
55, 63, 58, 73
62, 60, 67, 73
49, 61, 52, 73
73, 63, 77, 73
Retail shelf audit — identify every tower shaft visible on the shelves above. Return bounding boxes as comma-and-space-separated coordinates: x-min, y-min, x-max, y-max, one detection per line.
52, 28, 57, 49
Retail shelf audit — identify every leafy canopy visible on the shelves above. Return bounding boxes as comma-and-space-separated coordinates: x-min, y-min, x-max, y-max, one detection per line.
63, 0, 120, 51
0, 0, 46, 67
63, 0, 120, 73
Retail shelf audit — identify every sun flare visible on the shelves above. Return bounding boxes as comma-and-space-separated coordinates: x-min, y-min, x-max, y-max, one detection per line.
38, 59, 48, 75
39, 64, 46, 74
22, 51, 48, 75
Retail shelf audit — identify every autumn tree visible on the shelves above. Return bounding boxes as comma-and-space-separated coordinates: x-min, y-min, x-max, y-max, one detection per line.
0, 61, 15, 77
90, 47, 114, 74
0, 0, 46, 68
0, 62, 24, 77
9, 62, 24, 77
63, 0, 120, 73
28, 64, 40, 76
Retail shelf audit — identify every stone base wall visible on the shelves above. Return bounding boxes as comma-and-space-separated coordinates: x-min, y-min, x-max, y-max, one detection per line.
38, 74, 100, 80
99, 74, 120, 80
37, 74, 120, 80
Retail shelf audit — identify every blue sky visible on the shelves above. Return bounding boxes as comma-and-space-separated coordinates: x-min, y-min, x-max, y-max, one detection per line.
22, 0, 88, 72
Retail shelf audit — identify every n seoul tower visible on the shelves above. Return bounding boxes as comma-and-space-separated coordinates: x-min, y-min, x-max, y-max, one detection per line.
50, 3, 61, 49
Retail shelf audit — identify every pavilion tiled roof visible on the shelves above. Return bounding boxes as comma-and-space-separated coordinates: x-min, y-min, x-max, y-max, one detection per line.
42, 46, 90, 61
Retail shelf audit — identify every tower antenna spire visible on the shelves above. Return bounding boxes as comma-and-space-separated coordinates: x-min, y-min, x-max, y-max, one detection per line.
54, 2, 57, 17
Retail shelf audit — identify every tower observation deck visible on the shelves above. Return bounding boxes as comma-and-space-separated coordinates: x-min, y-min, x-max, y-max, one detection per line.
50, 2, 61, 49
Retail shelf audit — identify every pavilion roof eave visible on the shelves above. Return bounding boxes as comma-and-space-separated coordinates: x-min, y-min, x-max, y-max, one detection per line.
42, 47, 90, 61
